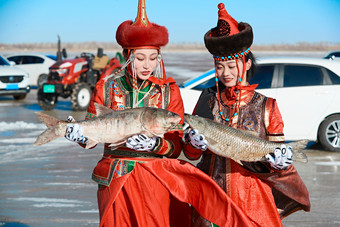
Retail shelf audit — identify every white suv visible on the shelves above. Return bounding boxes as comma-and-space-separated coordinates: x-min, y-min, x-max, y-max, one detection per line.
6, 54, 56, 87
0, 55, 30, 100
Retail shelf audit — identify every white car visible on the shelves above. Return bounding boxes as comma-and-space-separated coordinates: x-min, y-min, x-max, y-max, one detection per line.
323, 50, 340, 61
6, 53, 56, 87
0, 55, 30, 100
180, 57, 340, 152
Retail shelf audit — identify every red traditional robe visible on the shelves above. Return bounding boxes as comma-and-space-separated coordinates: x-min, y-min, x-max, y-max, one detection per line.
184, 88, 311, 227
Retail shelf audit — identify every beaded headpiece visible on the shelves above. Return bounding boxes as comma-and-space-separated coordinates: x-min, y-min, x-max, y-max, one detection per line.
204, 2, 255, 125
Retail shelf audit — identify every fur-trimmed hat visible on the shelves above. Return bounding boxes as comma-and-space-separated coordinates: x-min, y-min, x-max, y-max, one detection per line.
204, 3, 253, 60
116, 0, 168, 49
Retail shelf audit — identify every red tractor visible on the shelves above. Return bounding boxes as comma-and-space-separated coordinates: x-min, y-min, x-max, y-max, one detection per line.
37, 42, 123, 111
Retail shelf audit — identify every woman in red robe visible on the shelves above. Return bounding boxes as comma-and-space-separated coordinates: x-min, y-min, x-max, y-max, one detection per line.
184, 3, 311, 227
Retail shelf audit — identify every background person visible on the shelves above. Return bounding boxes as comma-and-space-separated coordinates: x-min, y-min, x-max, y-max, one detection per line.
184, 3, 311, 226
92, 47, 109, 71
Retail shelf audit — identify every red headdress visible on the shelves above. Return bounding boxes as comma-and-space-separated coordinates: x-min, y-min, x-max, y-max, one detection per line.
103, 0, 172, 108
116, 0, 168, 49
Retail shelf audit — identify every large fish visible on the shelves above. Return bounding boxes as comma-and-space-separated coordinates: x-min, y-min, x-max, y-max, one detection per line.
184, 114, 308, 163
34, 103, 182, 149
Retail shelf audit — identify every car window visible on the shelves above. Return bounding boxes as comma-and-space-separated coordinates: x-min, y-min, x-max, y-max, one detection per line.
7, 56, 22, 64
0, 56, 10, 66
22, 56, 44, 64
324, 52, 340, 59
249, 65, 274, 89
330, 52, 340, 57
327, 69, 340, 84
283, 65, 323, 87
192, 77, 216, 90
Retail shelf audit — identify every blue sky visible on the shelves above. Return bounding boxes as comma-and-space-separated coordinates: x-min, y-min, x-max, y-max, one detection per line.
1, 0, 340, 45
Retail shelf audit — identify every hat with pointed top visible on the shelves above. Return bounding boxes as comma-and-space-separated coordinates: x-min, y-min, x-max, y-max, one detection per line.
204, 2, 253, 60
116, 0, 169, 49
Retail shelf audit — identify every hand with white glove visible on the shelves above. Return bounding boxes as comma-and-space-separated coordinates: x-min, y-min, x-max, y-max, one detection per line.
265, 144, 293, 170
126, 134, 158, 152
188, 129, 208, 151
65, 115, 88, 144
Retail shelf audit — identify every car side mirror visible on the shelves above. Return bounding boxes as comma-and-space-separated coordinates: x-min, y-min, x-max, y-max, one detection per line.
330, 55, 335, 61
9, 61, 16, 66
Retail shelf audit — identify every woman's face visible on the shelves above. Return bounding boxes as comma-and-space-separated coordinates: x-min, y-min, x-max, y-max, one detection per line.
215, 58, 251, 87
133, 49, 158, 80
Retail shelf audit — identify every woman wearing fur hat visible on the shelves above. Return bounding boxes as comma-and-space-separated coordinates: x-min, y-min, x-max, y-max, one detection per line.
184, 3, 310, 226
63, 1, 262, 226
63, 0, 184, 224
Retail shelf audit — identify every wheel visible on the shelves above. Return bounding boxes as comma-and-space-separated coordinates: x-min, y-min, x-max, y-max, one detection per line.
37, 74, 48, 87
13, 94, 27, 100
318, 114, 340, 152
71, 83, 92, 111
37, 88, 57, 110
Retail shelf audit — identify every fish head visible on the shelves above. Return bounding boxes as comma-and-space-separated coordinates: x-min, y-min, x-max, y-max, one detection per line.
141, 108, 181, 137
184, 114, 206, 133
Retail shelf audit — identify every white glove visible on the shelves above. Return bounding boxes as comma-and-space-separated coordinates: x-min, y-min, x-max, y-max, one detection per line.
265, 144, 293, 170
65, 116, 88, 144
126, 134, 158, 151
188, 129, 208, 150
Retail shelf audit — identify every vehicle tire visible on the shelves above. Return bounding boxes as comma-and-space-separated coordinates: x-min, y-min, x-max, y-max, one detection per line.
318, 114, 340, 152
71, 83, 92, 111
13, 94, 27, 100
37, 88, 57, 110
37, 74, 48, 87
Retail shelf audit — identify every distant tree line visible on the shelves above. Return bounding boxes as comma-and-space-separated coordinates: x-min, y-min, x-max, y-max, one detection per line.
1, 41, 339, 52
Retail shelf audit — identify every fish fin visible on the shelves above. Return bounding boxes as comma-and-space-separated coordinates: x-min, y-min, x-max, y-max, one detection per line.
235, 160, 244, 166
34, 128, 63, 146
259, 156, 268, 162
35, 112, 65, 127
108, 140, 126, 149
85, 139, 99, 149
288, 139, 309, 163
34, 112, 65, 146
241, 129, 258, 137
94, 103, 115, 117
207, 138, 219, 147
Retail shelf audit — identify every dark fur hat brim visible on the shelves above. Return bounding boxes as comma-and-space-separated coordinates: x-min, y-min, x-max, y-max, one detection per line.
204, 22, 253, 57
116, 20, 169, 49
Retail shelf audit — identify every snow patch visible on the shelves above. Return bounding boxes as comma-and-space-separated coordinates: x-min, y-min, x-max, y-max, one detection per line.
0, 121, 45, 131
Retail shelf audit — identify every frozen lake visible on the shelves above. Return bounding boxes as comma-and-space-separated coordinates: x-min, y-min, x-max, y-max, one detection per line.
1, 51, 339, 226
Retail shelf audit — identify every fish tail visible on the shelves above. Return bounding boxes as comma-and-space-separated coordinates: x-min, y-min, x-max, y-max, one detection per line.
34, 112, 65, 146
288, 139, 309, 163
